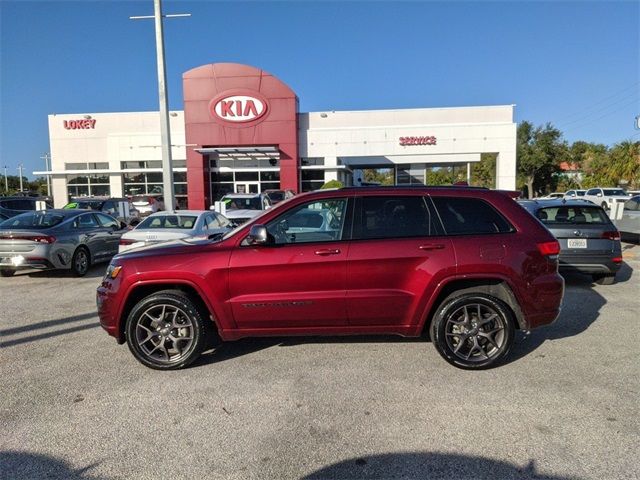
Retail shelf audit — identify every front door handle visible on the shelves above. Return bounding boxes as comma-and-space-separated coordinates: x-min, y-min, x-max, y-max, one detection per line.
419, 243, 445, 251
315, 248, 341, 256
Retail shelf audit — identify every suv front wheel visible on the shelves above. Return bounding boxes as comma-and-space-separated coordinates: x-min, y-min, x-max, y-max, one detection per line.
125, 290, 209, 370
431, 294, 515, 370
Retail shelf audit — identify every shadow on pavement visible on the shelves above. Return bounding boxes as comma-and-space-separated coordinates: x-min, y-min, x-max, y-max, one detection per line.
0, 451, 107, 480
0, 312, 99, 348
12, 264, 108, 279
507, 263, 635, 363
301, 452, 580, 480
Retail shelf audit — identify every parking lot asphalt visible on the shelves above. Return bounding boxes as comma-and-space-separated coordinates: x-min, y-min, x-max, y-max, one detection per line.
1, 245, 639, 480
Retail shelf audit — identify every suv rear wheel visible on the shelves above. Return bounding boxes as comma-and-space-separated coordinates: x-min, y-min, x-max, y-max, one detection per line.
431, 294, 515, 370
125, 290, 209, 370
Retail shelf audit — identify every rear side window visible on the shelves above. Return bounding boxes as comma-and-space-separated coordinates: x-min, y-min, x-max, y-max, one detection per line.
354, 196, 441, 240
431, 197, 514, 235
4, 199, 34, 210
536, 206, 609, 225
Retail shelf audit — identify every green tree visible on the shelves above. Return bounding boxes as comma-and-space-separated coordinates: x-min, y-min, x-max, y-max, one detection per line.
517, 121, 567, 198
608, 140, 640, 189
471, 153, 496, 188
321, 180, 343, 189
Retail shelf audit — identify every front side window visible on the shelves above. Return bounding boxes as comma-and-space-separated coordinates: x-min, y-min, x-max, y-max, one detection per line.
354, 196, 438, 240
535, 206, 609, 225
431, 197, 514, 235
265, 199, 347, 245
74, 214, 99, 229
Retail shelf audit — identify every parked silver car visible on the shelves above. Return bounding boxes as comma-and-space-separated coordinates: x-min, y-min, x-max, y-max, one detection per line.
0, 210, 126, 277
616, 195, 640, 242
118, 210, 233, 253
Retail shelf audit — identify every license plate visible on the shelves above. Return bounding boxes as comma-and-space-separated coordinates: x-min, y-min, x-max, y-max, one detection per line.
568, 238, 587, 248
0, 255, 24, 266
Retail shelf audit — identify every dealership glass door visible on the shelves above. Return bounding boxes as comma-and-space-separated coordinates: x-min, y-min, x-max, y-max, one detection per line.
235, 182, 260, 194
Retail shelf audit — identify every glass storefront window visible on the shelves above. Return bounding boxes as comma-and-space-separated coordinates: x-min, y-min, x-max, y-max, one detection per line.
235, 171, 259, 181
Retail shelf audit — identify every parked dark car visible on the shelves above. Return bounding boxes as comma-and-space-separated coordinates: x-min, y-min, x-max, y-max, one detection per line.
0, 209, 126, 277
0, 196, 52, 218
519, 199, 622, 284
64, 196, 140, 224
98, 186, 564, 371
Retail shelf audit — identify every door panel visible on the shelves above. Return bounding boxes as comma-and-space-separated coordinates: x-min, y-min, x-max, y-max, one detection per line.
228, 197, 351, 329
346, 195, 455, 326
346, 237, 454, 326
228, 243, 348, 328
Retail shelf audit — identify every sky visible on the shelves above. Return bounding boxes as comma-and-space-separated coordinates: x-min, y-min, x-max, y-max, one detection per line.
1, 0, 638, 179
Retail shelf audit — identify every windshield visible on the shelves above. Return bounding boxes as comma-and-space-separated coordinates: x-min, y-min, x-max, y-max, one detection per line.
0, 212, 66, 229
536, 206, 609, 225
222, 196, 263, 211
267, 191, 285, 202
137, 215, 197, 229
603, 189, 626, 196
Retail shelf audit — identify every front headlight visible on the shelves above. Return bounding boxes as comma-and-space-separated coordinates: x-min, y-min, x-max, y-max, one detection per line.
104, 263, 122, 280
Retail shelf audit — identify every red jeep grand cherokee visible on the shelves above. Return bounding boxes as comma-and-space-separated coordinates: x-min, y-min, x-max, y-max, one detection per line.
97, 187, 563, 370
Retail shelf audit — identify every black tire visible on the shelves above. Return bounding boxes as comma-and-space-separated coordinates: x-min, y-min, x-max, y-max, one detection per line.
0, 269, 15, 277
431, 293, 515, 370
125, 290, 209, 370
71, 247, 90, 277
592, 273, 615, 285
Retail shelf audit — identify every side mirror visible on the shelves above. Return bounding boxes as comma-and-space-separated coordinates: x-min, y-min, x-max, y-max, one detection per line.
597, 193, 602, 197
118, 221, 127, 230
247, 225, 268, 245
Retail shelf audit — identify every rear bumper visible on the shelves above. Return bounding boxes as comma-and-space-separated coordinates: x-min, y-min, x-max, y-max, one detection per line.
559, 254, 622, 274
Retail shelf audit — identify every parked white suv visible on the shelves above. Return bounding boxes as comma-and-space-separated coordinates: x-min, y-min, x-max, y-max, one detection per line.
583, 188, 630, 210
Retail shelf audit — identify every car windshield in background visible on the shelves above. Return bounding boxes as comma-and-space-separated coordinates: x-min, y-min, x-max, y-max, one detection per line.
575, 191, 585, 196
536, 206, 609, 225
0, 212, 66, 229
222, 197, 262, 210
137, 215, 197, 229
268, 192, 285, 202
603, 189, 626, 196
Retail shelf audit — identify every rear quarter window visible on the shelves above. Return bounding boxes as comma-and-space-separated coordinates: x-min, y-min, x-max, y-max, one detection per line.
431, 197, 514, 235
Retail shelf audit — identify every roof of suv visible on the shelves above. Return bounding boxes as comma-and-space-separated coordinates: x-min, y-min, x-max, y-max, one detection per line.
518, 198, 598, 209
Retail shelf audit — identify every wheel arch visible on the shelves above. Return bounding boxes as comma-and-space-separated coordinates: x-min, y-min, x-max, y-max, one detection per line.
117, 281, 218, 343
421, 277, 527, 336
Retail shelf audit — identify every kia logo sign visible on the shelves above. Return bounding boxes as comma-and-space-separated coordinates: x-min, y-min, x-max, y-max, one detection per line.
209, 91, 269, 124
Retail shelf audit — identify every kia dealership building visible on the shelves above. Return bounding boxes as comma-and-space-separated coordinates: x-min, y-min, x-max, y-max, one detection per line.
39, 63, 517, 209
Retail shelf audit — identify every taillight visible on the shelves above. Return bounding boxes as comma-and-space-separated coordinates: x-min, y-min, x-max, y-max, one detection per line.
25, 235, 56, 244
0, 235, 56, 243
119, 238, 137, 245
601, 231, 620, 241
612, 257, 623, 264
537, 241, 560, 256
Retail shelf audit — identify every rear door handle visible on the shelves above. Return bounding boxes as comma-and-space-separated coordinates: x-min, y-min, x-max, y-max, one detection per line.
315, 248, 341, 256
419, 243, 445, 251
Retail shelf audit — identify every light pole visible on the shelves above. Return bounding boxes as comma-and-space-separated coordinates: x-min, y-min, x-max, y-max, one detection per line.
130, 1, 190, 212
3, 166, 7, 193
17, 164, 24, 192
40, 153, 51, 196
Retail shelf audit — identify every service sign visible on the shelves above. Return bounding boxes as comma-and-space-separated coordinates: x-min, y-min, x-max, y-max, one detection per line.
209, 91, 269, 124
399, 136, 437, 146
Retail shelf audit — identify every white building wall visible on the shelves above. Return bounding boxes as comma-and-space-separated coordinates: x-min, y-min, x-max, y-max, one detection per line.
299, 105, 517, 189
42, 105, 517, 206
44, 112, 186, 207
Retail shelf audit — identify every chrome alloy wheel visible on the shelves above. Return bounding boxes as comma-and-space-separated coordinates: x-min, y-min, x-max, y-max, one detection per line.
134, 304, 195, 364
444, 303, 507, 363
74, 250, 88, 274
